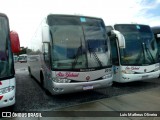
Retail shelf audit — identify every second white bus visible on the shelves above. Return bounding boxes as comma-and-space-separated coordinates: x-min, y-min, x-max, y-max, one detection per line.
107, 24, 160, 83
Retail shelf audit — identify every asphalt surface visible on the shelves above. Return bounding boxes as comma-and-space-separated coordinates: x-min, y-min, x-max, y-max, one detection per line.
1, 62, 160, 112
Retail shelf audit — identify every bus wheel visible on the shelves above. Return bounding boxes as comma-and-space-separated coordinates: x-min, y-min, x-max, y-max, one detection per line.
40, 72, 44, 88
8, 104, 15, 111
40, 72, 51, 96
2, 104, 15, 112
28, 67, 33, 78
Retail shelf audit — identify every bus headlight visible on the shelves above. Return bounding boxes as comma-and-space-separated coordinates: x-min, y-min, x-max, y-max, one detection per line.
154, 67, 159, 71
0, 86, 15, 95
102, 74, 112, 79
122, 70, 135, 74
53, 78, 71, 83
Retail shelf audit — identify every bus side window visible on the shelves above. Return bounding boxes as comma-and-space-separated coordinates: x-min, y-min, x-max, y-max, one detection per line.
43, 43, 50, 67
110, 35, 119, 65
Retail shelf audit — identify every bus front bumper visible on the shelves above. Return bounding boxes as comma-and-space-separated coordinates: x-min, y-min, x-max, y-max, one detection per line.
119, 70, 160, 83
0, 89, 15, 108
51, 77, 113, 95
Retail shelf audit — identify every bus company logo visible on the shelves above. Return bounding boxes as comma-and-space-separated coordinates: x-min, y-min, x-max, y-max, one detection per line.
56, 72, 79, 77
86, 76, 90, 81
126, 66, 140, 70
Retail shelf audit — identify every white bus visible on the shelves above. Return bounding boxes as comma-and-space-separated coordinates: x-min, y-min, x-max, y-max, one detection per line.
18, 54, 27, 63
27, 14, 113, 95
0, 13, 20, 108
106, 24, 160, 83
151, 26, 160, 62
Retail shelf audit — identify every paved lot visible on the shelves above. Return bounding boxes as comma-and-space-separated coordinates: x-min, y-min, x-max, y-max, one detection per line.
1, 86, 160, 119
5, 63, 160, 111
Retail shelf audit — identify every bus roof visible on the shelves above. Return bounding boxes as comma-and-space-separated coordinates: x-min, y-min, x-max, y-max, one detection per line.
46, 14, 102, 20
0, 13, 9, 22
0, 13, 8, 17
114, 23, 150, 27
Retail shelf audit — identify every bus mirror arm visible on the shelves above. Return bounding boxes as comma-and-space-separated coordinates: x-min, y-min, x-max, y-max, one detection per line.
107, 31, 111, 36
111, 30, 126, 48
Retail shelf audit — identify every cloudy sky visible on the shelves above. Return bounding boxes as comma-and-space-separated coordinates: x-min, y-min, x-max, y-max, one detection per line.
0, 0, 160, 47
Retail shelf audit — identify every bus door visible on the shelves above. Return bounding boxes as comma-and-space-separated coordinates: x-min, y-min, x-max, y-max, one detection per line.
110, 34, 121, 81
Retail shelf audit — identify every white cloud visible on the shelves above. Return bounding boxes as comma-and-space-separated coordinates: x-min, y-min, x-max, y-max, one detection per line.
0, 0, 159, 47
130, 0, 160, 26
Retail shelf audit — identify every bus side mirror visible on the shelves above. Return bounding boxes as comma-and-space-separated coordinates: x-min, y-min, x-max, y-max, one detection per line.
42, 25, 50, 43
10, 31, 20, 53
157, 34, 160, 38
111, 30, 126, 48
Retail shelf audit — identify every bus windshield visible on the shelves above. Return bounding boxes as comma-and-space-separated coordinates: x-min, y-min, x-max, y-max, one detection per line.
48, 15, 111, 70
0, 16, 13, 79
114, 24, 159, 65
152, 26, 160, 60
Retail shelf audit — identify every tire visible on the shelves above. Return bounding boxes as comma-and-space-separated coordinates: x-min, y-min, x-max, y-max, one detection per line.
28, 66, 33, 78
8, 104, 15, 111
2, 104, 15, 112
40, 72, 52, 96
40, 72, 44, 88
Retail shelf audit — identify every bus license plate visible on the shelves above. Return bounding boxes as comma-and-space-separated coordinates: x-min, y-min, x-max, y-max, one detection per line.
83, 85, 93, 90
142, 75, 149, 79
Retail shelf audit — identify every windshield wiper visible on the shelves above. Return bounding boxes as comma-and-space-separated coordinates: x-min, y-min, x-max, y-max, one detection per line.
134, 42, 146, 64
144, 43, 155, 63
87, 41, 103, 67
72, 38, 83, 69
